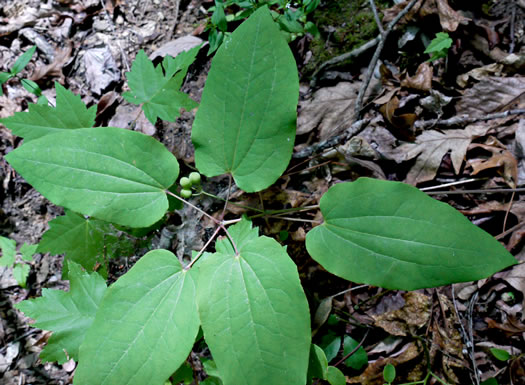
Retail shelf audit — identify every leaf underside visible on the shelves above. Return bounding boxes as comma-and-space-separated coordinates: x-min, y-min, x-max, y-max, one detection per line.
306, 178, 517, 290
196, 219, 311, 385
74, 250, 200, 385
15, 262, 107, 364
192, 6, 299, 192
5, 126, 179, 228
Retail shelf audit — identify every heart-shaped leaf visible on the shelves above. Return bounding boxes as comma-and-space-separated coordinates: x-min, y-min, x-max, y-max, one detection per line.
306, 178, 517, 290
74, 250, 200, 385
196, 219, 310, 385
192, 6, 299, 192
5, 126, 179, 228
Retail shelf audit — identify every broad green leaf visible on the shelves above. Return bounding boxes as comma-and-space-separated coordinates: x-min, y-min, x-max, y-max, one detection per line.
383, 363, 396, 383
74, 250, 200, 385
19, 243, 38, 262
0, 236, 16, 266
325, 366, 346, 385
321, 335, 341, 363
192, 6, 299, 192
343, 335, 367, 370
0, 82, 96, 141
171, 362, 194, 384
490, 348, 510, 361
38, 211, 116, 278
122, 49, 199, 124
307, 344, 328, 382
306, 178, 517, 290
15, 261, 106, 364
162, 44, 201, 79
211, 1, 228, 31
12, 263, 30, 288
5, 126, 179, 227
21, 78, 43, 96
11, 45, 36, 75
196, 219, 310, 385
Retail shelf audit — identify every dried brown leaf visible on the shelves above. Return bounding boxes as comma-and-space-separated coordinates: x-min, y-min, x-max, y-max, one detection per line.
379, 96, 417, 140
373, 292, 431, 336
30, 44, 73, 82
297, 82, 360, 139
401, 62, 432, 92
398, 125, 489, 185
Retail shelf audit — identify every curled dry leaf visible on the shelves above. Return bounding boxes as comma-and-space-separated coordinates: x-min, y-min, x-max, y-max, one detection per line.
470, 149, 518, 188
379, 96, 417, 141
456, 63, 504, 88
401, 62, 432, 92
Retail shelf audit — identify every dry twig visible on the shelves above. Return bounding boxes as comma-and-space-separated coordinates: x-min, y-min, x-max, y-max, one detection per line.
354, 0, 420, 120
414, 109, 525, 130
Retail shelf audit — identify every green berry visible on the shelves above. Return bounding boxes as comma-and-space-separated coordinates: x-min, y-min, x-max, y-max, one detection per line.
179, 177, 192, 189
189, 172, 201, 185
180, 189, 192, 199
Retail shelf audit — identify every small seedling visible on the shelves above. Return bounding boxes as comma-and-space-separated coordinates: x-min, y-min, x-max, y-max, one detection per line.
383, 363, 396, 384
0, 237, 38, 288
424, 32, 453, 62
0, 46, 48, 104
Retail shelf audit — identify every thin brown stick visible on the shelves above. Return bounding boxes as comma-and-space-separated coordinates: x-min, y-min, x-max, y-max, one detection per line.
185, 226, 221, 270
426, 187, 525, 195
503, 191, 515, 232
509, 2, 516, 54
293, 119, 369, 159
414, 109, 525, 129
310, 36, 380, 87
495, 221, 525, 240
334, 328, 370, 367
354, 0, 420, 119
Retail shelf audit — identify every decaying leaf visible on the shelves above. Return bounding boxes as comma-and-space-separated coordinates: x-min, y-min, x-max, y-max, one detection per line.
456, 77, 525, 116
398, 125, 489, 185
373, 292, 431, 336
401, 62, 432, 92
297, 82, 360, 139
30, 44, 73, 82
379, 96, 417, 140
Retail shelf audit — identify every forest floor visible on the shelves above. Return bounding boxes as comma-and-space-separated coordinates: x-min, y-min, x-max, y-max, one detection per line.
0, 0, 524, 384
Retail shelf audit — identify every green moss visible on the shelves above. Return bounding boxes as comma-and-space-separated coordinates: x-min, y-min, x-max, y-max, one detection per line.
304, 0, 388, 77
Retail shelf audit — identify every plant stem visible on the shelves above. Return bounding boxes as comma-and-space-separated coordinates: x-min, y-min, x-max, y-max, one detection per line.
185, 226, 221, 270
166, 189, 240, 255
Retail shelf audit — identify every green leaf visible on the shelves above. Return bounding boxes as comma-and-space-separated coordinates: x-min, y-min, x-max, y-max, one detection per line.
192, 6, 299, 192
5, 126, 179, 228
307, 344, 328, 382
162, 44, 201, 79
424, 32, 452, 54
12, 263, 30, 287
15, 261, 106, 364
325, 366, 346, 385
171, 362, 194, 385
11, 45, 36, 75
424, 32, 452, 61
196, 218, 310, 385
38, 211, 115, 278
212, 1, 228, 31
0, 236, 17, 266
343, 335, 367, 370
21, 78, 42, 96
74, 250, 200, 385
480, 378, 499, 385
122, 49, 198, 124
490, 348, 510, 361
19, 243, 37, 262
383, 363, 396, 383
321, 335, 341, 363
0, 82, 96, 141
306, 178, 518, 290
0, 71, 12, 95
